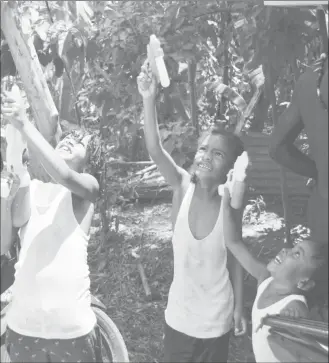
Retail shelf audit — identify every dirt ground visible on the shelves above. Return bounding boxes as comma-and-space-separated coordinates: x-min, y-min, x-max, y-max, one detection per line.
88, 196, 311, 363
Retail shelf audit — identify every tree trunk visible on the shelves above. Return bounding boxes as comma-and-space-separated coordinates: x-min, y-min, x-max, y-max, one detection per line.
267, 65, 292, 247
188, 59, 198, 136
1, 1, 61, 145
1, 1, 61, 181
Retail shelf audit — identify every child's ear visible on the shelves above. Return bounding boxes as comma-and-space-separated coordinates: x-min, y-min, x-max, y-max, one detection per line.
297, 278, 315, 291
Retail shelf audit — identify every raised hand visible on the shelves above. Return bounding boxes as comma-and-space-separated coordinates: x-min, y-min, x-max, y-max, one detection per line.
137, 59, 157, 100
2, 92, 28, 131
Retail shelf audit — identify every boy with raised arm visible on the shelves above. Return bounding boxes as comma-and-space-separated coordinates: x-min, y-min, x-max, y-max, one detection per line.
221, 186, 328, 362
269, 54, 328, 244
137, 60, 246, 363
2, 91, 100, 362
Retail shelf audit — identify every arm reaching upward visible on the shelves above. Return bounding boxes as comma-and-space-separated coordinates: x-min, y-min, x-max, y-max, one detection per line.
222, 187, 269, 284
137, 60, 188, 189
2, 94, 99, 203
268, 77, 317, 179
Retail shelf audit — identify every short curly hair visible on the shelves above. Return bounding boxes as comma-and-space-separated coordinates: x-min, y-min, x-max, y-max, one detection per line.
191, 124, 245, 184
61, 129, 103, 181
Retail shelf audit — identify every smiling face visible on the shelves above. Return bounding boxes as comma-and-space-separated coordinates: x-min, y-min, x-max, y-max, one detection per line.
55, 134, 91, 172
193, 133, 237, 185
267, 240, 324, 291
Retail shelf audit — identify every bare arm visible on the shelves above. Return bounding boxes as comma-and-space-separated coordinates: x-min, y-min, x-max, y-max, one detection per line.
1, 197, 14, 255
11, 185, 31, 228
3, 96, 99, 203
228, 250, 244, 314
222, 188, 269, 283
138, 61, 188, 189
269, 80, 317, 179
20, 121, 99, 202
226, 201, 245, 315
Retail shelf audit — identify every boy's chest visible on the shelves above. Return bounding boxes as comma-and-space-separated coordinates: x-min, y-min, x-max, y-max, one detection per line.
187, 197, 222, 240
257, 287, 283, 309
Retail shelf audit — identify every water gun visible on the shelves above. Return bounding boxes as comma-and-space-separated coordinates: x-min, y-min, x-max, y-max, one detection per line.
218, 151, 249, 210
147, 35, 170, 88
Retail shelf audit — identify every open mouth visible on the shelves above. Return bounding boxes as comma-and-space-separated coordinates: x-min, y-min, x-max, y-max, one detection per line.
198, 162, 212, 171
274, 255, 283, 265
58, 145, 71, 153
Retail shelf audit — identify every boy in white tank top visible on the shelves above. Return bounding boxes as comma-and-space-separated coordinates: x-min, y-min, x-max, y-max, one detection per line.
138, 61, 247, 362
2, 90, 101, 362
221, 187, 328, 362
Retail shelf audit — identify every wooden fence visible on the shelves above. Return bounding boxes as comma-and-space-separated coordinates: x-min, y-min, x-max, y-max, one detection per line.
241, 132, 310, 198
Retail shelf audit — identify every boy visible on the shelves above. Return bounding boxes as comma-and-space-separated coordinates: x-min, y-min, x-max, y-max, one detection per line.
222, 186, 328, 362
2, 91, 100, 362
137, 60, 246, 363
269, 54, 328, 244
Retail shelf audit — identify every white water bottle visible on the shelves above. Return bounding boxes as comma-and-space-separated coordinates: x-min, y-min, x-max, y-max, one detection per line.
218, 151, 249, 210
148, 35, 170, 88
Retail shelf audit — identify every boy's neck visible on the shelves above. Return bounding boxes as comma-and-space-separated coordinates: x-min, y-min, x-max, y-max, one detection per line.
194, 180, 219, 200
270, 278, 300, 296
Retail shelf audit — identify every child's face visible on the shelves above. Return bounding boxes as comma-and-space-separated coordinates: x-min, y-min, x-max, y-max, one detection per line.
55, 134, 90, 172
193, 133, 235, 185
267, 240, 320, 289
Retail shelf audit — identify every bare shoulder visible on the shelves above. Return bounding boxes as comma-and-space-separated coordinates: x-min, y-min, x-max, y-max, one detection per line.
64, 171, 100, 202
171, 170, 191, 224
256, 272, 271, 287
280, 299, 309, 318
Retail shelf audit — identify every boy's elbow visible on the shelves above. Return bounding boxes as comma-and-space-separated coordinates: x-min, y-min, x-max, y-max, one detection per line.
87, 183, 100, 203
65, 171, 100, 203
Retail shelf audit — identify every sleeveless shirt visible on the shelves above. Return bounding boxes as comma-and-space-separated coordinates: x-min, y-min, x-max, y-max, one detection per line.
252, 277, 307, 362
6, 180, 96, 339
165, 183, 234, 338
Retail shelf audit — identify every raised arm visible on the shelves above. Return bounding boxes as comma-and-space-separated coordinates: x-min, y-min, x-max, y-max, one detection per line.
137, 60, 188, 189
222, 187, 269, 284
268, 77, 317, 179
2, 96, 99, 203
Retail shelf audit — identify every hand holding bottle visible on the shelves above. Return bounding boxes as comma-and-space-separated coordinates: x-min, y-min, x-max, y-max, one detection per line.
137, 59, 157, 100
218, 151, 249, 209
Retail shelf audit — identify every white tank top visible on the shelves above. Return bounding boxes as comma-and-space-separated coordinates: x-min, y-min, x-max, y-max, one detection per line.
6, 180, 96, 339
252, 277, 307, 362
165, 183, 234, 339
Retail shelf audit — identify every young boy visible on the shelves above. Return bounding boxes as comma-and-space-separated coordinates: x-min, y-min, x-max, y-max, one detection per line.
137, 60, 247, 363
221, 186, 328, 362
269, 54, 328, 244
2, 91, 100, 362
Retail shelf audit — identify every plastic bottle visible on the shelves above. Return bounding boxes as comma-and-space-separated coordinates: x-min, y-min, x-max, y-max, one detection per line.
148, 35, 170, 88
218, 151, 249, 210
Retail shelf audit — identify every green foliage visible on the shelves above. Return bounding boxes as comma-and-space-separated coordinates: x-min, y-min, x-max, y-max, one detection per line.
1, 0, 326, 238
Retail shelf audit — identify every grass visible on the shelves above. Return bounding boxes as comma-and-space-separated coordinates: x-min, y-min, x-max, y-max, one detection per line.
88, 196, 318, 363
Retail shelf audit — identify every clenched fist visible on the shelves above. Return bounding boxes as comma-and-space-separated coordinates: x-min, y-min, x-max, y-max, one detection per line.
137, 59, 157, 100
